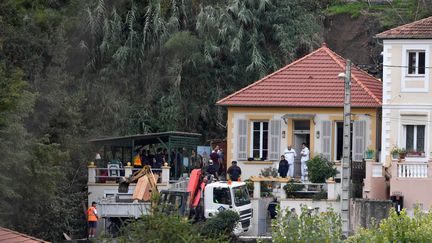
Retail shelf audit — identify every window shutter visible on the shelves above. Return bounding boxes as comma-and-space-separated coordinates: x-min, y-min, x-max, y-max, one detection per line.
237, 119, 247, 160
353, 120, 366, 161
269, 120, 281, 160
321, 121, 332, 160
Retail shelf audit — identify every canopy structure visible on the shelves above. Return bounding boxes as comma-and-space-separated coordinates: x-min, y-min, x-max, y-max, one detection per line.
89, 131, 201, 177
89, 131, 201, 148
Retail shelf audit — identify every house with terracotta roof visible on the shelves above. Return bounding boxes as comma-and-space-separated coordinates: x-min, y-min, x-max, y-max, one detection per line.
375, 16, 432, 213
217, 44, 382, 180
0, 226, 49, 243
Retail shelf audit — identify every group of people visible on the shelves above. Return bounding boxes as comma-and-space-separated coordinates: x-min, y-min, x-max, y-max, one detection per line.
132, 147, 167, 169
131, 145, 227, 179
204, 145, 230, 179
278, 143, 310, 181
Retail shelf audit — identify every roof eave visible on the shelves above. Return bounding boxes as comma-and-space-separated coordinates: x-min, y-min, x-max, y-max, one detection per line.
217, 103, 381, 108
375, 35, 432, 39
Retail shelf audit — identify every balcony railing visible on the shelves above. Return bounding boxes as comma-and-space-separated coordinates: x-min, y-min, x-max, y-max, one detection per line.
94, 168, 163, 183
88, 163, 170, 184
397, 163, 428, 178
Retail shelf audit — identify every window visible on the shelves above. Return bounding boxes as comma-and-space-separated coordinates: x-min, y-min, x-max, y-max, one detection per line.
213, 188, 231, 205
404, 125, 425, 152
250, 121, 268, 159
233, 186, 251, 207
408, 51, 426, 75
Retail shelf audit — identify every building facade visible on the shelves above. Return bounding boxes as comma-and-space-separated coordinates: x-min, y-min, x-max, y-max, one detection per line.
376, 16, 432, 212
218, 44, 382, 180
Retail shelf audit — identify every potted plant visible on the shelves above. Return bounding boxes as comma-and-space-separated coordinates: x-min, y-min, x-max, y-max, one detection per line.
390, 147, 400, 159
399, 148, 407, 160
364, 148, 375, 159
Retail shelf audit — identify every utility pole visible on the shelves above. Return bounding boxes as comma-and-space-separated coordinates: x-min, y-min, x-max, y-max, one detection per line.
340, 59, 352, 238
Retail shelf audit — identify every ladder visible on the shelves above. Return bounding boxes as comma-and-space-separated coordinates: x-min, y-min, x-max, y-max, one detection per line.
341, 60, 352, 237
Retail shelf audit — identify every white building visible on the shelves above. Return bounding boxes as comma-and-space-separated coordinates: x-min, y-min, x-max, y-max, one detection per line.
376, 16, 432, 212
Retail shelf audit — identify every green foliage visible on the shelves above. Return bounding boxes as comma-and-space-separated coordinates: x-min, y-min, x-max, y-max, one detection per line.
326, 0, 432, 29
244, 179, 254, 193
259, 167, 278, 197
115, 213, 211, 243
283, 179, 305, 198
272, 206, 342, 242
199, 210, 240, 239
306, 155, 337, 183
347, 208, 432, 243
326, 2, 368, 18
312, 190, 328, 201
365, 148, 375, 159
260, 167, 278, 177
113, 211, 238, 242
3, 0, 431, 241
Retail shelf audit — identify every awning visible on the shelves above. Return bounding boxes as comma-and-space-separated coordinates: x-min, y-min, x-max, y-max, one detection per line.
281, 114, 316, 124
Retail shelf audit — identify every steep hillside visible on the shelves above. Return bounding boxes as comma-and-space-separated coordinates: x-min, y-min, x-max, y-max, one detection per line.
324, 14, 382, 72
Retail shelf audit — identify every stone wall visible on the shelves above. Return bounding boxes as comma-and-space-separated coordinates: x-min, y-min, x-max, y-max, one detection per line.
352, 198, 392, 232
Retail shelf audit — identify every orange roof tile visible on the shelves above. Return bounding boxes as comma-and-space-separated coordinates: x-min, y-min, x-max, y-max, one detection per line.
217, 44, 382, 107
376, 16, 432, 39
0, 227, 49, 243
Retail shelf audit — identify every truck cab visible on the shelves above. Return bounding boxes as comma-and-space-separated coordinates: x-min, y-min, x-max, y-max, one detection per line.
203, 181, 252, 234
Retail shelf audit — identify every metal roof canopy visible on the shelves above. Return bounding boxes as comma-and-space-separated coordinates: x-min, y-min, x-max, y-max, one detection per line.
89, 131, 201, 147
89, 131, 201, 177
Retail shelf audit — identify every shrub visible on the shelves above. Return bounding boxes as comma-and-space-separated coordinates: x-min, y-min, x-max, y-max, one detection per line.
199, 210, 240, 239
283, 179, 305, 198
259, 167, 278, 197
347, 208, 432, 243
312, 190, 328, 201
244, 179, 254, 194
260, 167, 278, 177
272, 205, 342, 242
112, 211, 238, 243
307, 155, 337, 183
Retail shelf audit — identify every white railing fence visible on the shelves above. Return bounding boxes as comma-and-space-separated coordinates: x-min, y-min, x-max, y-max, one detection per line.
397, 163, 428, 178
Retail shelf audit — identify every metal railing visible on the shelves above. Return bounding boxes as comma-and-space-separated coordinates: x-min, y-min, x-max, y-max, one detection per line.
94, 167, 163, 183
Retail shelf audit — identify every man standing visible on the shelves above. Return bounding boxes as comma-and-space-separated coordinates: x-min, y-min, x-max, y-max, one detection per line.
278, 155, 289, 178
206, 160, 219, 180
284, 145, 297, 178
300, 143, 310, 181
87, 201, 99, 238
210, 146, 220, 172
227, 161, 242, 181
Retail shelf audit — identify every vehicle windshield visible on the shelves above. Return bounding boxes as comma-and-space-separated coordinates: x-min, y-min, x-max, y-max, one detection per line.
233, 185, 251, 207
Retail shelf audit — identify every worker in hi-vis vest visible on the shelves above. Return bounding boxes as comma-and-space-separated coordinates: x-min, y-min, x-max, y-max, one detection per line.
87, 201, 99, 238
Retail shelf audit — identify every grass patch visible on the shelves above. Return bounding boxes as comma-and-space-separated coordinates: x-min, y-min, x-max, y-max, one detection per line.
325, 2, 369, 18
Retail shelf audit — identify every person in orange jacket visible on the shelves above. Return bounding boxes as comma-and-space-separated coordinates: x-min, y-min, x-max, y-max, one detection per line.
87, 201, 99, 238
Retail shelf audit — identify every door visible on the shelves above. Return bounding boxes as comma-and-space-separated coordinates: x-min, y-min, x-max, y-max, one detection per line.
334, 122, 344, 161
294, 134, 310, 177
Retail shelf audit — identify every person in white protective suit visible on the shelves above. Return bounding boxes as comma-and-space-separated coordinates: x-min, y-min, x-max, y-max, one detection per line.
283, 145, 296, 178
300, 143, 310, 181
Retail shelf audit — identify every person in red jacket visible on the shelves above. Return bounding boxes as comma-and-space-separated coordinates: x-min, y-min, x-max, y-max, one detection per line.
87, 201, 99, 238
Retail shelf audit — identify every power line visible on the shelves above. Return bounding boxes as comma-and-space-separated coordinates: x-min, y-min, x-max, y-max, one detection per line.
365, 113, 432, 123
383, 64, 432, 69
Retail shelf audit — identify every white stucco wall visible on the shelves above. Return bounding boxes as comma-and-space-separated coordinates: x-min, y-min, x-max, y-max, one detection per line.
381, 39, 432, 164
